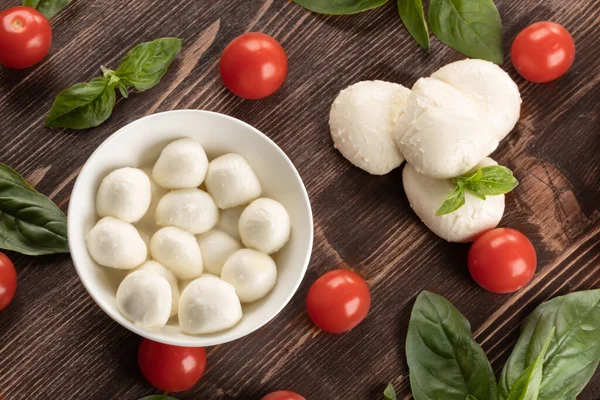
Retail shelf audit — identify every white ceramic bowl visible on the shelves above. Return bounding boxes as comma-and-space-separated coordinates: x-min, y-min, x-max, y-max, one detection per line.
68, 110, 313, 346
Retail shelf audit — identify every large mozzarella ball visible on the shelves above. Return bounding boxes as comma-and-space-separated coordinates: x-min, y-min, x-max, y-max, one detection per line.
205, 153, 262, 209
403, 158, 505, 243
197, 229, 241, 275
152, 138, 209, 189
87, 217, 147, 269
329, 80, 411, 175
238, 198, 291, 254
178, 275, 243, 334
395, 77, 498, 179
116, 270, 172, 328
96, 167, 152, 223
136, 260, 180, 316
155, 189, 219, 234
221, 249, 277, 303
149, 227, 203, 280
431, 59, 521, 140
217, 206, 244, 241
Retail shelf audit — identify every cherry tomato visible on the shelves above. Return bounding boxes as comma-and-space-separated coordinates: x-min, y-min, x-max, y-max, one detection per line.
262, 391, 306, 400
468, 228, 537, 293
0, 6, 52, 69
138, 339, 206, 392
511, 21, 575, 83
0, 253, 17, 311
306, 269, 370, 333
220, 32, 288, 99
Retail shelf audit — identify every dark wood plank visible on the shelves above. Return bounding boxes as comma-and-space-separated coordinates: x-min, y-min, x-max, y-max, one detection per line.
0, 0, 599, 398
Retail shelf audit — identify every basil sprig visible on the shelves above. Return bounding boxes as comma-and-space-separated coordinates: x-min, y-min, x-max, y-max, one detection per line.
397, 0, 429, 50
383, 383, 397, 399
22, 0, 72, 19
290, 0, 387, 14
0, 163, 68, 255
45, 38, 183, 130
436, 165, 518, 216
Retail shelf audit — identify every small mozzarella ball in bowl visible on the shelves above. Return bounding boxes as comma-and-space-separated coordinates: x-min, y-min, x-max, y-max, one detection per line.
116, 270, 172, 328
197, 229, 241, 275
87, 217, 147, 269
239, 198, 291, 254
179, 275, 242, 334
149, 227, 203, 280
96, 167, 152, 223
205, 153, 262, 209
217, 206, 245, 241
155, 189, 219, 234
152, 138, 209, 189
221, 249, 277, 303
136, 260, 180, 316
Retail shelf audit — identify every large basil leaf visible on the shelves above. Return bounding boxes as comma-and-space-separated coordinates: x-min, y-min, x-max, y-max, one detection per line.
406, 291, 497, 400
22, 0, 72, 19
428, 0, 503, 64
397, 0, 429, 50
0, 164, 68, 255
45, 77, 116, 129
115, 38, 183, 91
499, 290, 600, 400
291, 0, 387, 15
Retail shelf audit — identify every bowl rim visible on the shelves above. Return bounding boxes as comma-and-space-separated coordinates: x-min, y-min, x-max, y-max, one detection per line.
68, 109, 314, 347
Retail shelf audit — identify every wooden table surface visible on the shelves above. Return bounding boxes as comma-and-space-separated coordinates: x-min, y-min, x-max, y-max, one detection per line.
1, 0, 599, 399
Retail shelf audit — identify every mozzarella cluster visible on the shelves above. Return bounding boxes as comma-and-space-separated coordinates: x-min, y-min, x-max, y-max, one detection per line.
86, 138, 292, 334
329, 59, 521, 242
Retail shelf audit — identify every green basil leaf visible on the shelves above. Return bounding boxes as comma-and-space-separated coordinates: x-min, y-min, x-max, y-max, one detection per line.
506, 328, 554, 400
436, 183, 465, 215
499, 290, 600, 400
115, 38, 184, 91
428, 0, 503, 64
291, 0, 387, 14
456, 168, 483, 183
406, 291, 497, 400
0, 163, 69, 255
465, 165, 518, 196
397, 0, 429, 50
384, 383, 397, 400
23, 0, 72, 19
137, 396, 179, 400
45, 77, 116, 129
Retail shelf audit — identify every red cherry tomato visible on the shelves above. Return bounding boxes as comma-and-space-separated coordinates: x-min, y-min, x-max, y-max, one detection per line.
0, 253, 17, 311
220, 32, 288, 99
138, 339, 206, 392
0, 6, 52, 69
511, 21, 575, 83
468, 228, 537, 293
306, 269, 371, 333
262, 390, 306, 400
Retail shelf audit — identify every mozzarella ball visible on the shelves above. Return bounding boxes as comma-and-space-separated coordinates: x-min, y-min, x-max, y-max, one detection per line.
96, 167, 152, 223
402, 158, 505, 243
395, 77, 498, 179
179, 273, 215, 293
205, 153, 262, 209
431, 59, 521, 140
238, 198, 291, 254
330, 80, 411, 175
87, 217, 147, 269
116, 270, 172, 328
217, 206, 244, 241
149, 227, 203, 280
221, 249, 277, 303
155, 189, 219, 234
197, 229, 242, 275
178, 275, 242, 334
136, 260, 180, 316
152, 138, 209, 189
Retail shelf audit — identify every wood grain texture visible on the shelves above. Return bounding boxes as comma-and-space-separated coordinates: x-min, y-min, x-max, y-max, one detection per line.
0, 0, 599, 398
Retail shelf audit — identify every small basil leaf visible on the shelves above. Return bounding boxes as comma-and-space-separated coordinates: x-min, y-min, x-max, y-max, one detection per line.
23, 0, 72, 19
499, 290, 600, 400
45, 77, 116, 129
458, 168, 483, 183
397, 0, 429, 50
428, 0, 503, 64
407, 291, 497, 400
384, 383, 397, 400
22, 0, 41, 7
466, 166, 518, 196
436, 183, 465, 216
115, 38, 183, 91
291, 0, 388, 14
0, 163, 69, 255
137, 396, 179, 400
